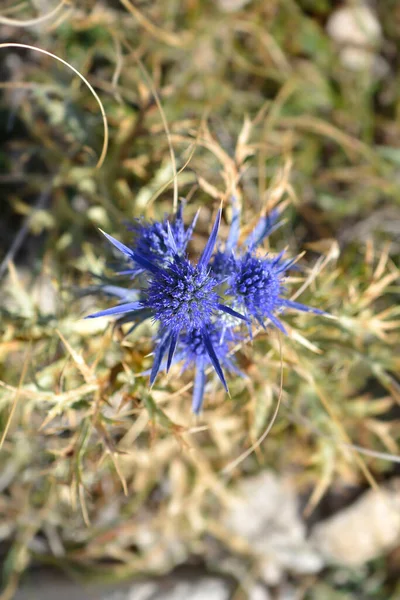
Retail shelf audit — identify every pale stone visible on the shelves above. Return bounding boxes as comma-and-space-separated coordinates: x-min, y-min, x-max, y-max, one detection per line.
249, 583, 271, 600
121, 578, 231, 600
225, 472, 323, 585
326, 5, 382, 47
311, 479, 400, 566
339, 47, 390, 78
218, 0, 252, 13
15, 574, 231, 600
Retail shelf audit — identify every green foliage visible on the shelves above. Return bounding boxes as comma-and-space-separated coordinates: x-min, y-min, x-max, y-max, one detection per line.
0, 0, 399, 597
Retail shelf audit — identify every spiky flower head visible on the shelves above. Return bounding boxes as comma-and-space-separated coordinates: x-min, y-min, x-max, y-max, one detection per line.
127, 203, 198, 273
214, 205, 325, 333
146, 257, 219, 333
180, 326, 238, 413
229, 249, 326, 333
85, 200, 326, 413
180, 326, 234, 365
228, 252, 286, 331
87, 207, 246, 394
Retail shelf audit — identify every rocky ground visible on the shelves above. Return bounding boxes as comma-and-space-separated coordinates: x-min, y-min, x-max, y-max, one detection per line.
14, 472, 400, 599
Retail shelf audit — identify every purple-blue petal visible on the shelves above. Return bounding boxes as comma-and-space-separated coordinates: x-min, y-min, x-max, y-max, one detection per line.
245, 209, 282, 249
100, 285, 140, 300
281, 299, 327, 315
202, 328, 228, 391
198, 208, 222, 270
100, 229, 162, 275
100, 229, 135, 260
266, 312, 288, 335
150, 331, 172, 386
192, 357, 206, 414
85, 301, 142, 319
166, 221, 178, 254
217, 303, 248, 322
185, 209, 200, 245
225, 197, 241, 252
166, 330, 179, 373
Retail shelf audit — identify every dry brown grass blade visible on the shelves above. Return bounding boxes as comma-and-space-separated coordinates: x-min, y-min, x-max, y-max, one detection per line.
56, 329, 94, 384
285, 401, 400, 471
358, 272, 399, 310
95, 421, 129, 496
146, 110, 210, 208
0, 380, 98, 403
147, 136, 200, 208
373, 242, 391, 280
221, 333, 284, 476
234, 21, 291, 74
279, 115, 378, 163
0, 81, 56, 90
0, 343, 31, 450
119, 0, 191, 48
339, 443, 400, 464
0, 484, 57, 600
38, 383, 99, 430
79, 483, 91, 527
303, 448, 335, 517
254, 85, 297, 202
0, 0, 68, 27
183, 435, 234, 506
0, 42, 108, 169
313, 382, 381, 497
0, 1, 27, 17
122, 40, 179, 211
110, 452, 129, 496
290, 241, 340, 302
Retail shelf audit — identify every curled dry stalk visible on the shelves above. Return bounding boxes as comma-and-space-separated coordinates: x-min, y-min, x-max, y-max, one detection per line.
220, 332, 284, 476
0, 42, 109, 169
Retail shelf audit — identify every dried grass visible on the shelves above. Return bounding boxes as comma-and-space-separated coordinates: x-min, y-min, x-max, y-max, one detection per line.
0, 1, 399, 597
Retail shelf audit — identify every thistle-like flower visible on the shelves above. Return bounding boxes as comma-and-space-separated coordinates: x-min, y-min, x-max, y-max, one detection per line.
86, 209, 246, 392
227, 251, 325, 333
85, 200, 326, 413
213, 202, 325, 333
122, 202, 198, 276
179, 327, 239, 413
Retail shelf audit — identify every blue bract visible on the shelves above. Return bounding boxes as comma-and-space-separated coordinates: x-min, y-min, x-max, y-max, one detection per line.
122, 204, 199, 276
147, 257, 219, 333
86, 201, 326, 413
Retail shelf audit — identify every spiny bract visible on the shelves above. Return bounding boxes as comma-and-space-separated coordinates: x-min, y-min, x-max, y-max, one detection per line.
86, 201, 325, 412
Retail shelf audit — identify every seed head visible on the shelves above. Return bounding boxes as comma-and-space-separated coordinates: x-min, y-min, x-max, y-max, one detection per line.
146, 256, 220, 333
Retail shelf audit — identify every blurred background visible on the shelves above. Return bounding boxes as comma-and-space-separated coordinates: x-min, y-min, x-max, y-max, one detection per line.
0, 1, 399, 599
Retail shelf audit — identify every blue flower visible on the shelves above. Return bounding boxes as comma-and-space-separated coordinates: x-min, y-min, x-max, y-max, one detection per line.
179, 327, 239, 413
85, 200, 327, 413
243, 208, 282, 250
123, 202, 198, 276
211, 204, 282, 282
227, 252, 284, 333
230, 249, 326, 333
228, 252, 283, 330
86, 209, 246, 393
146, 256, 219, 333
213, 204, 325, 334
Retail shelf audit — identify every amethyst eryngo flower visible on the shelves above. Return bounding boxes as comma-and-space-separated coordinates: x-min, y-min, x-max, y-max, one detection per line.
86, 201, 326, 412
225, 251, 326, 334
86, 209, 246, 395
212, 203, 325, 334
121, 202, 199, 277
179, 327, 240, 413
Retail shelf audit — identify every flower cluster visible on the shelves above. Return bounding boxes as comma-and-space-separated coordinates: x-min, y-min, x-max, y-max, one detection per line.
86, 201, 325, 412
